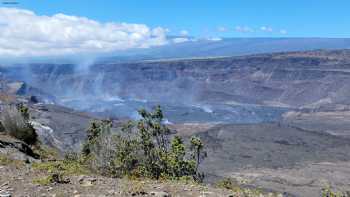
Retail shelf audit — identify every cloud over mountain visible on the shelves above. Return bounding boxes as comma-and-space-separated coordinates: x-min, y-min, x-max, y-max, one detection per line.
235, 26, 254, 33
0, 8, 169, 57
260, 26, 273, 32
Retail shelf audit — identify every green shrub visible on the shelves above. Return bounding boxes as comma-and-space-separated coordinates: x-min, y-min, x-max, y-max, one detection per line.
0, 154, 25, 167
190, 136, 207, 181
0, 104, 37, 145
17, 103, 30, 121
216, 178, 237, 190
166, 136, 196, 178
82, 120, 117, 175
33, 175, 55, 185
113, 121, 140, 177
82, 120, 111, 156
33, 145, 60, 161
32, 156, 89, 176
82, 106, 207, 182
216, 178, 270, 197
33, 173, 69, 185
321, 186, 349, 197
124, 106, 206, 181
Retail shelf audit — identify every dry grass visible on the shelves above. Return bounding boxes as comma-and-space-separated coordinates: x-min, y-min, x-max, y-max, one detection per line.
120, 178, 147, 196
32, 159, 90, 176
0, 154, 25, 168
0, 93, 16, 103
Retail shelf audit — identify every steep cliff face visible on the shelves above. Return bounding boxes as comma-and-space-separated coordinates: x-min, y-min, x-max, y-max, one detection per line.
3, 50, 350, 122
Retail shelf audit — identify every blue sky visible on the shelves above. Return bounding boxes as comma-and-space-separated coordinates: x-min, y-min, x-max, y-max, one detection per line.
4, 0, 350, 38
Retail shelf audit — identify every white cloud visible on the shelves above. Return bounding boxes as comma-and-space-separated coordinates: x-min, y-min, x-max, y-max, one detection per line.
279, 29, 288, 34
207, 37, 222, 41
172, 37, 189, 43
260, 26, 273, 32
0, 8, 169, 57
235, 26, 254, 33
217, 26, 228, 32
180, 30, 189, 36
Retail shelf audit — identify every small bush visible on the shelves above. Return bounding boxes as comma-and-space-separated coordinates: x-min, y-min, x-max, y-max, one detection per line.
321, 186, 349, 197
82, 120, 117, 175
33, 175, 54, 185
0, 154, 25, 168
216, 178, 283, 197
0, 122, 5, 133
32, 157, 89, 176
0, 105, 37, 145
33, 173, 69, 185
113, 122, 140, 177
82, 120, 112, 156
33, 145, 60, 161
216, 178, 237, 190
120, 179, 147, 196
82, 106, 207, 182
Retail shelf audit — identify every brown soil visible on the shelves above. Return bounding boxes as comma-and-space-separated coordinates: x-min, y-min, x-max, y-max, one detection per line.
0, 161, 239, 197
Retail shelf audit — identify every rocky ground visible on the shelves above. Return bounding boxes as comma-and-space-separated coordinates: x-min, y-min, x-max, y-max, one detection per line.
2, 106, 350, 196
0, 132, 285, 197
283, 110, 350, 138
189, 123, 350, 196
0, 163, 230, 197
228, 161, 350, 197
1, 101, 350, 196
0, 153, 283, 197
1, 151, 348, 197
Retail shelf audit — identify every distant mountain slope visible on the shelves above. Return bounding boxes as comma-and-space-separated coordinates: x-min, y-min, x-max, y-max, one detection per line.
104, 37, 350, 61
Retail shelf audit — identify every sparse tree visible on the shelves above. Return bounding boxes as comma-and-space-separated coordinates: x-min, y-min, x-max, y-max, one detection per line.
17, 103, 30, 120
113, 121, 139, 177
0, 104, 37, 145
82, 120, 116, 174
137, 105, 170, 178
82, 106, 207, 182
167, 136, 196, 178
190, 136, 207, 181
82, 120, 111, 156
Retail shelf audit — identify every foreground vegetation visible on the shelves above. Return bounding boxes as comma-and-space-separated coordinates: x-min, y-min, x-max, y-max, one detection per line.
321, 187, 350, 197
0, 103, 37, 145
82, 105, 207, 182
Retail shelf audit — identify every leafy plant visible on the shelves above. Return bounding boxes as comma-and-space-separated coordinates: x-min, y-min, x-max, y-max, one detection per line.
33, 173, 69, 185
113, 121, 140, 177
0, 104, 37, 145
17, 103, 30, 121
0, 154, 25, 167
81, 106, 207, 182
190, 136, 207, 181
216, 178, 237, 190
135, 106, 171, 178
216, 178, 277, 197
32, 156, 89, 176
33, 145, 60, 161
321, 186, 349, 197
82, 119, 111, 156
